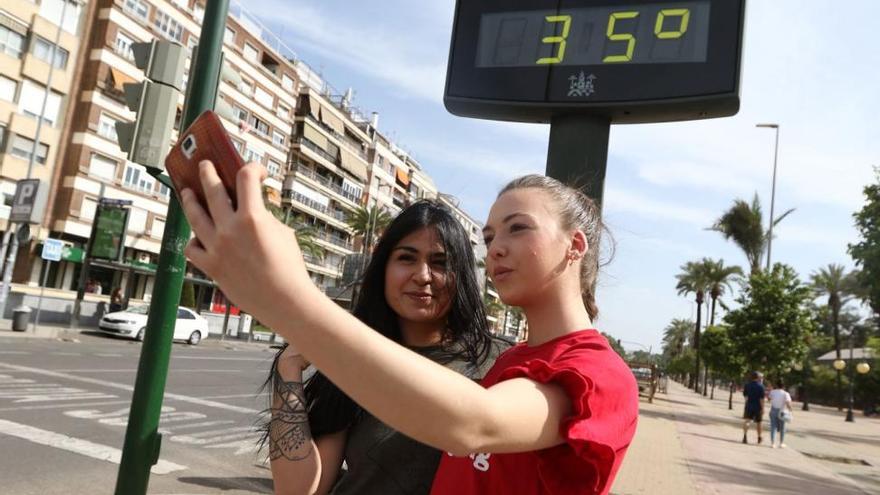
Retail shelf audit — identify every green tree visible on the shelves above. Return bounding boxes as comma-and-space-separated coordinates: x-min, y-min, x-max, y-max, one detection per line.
811, 263, 856, 410
179, 281, 195, 309
266, 203, 325, 260
703, 259, 743, 325
725, 264, 814, 379
661, 318, 693, 360
676, 261, 710, 392
709, 194, 794, 274
849, 168, 880, 321
347, 204, 392, 252
701, 325, 745, 409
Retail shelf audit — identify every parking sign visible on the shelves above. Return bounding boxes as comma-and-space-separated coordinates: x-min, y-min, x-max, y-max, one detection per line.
42, 238, 64, 262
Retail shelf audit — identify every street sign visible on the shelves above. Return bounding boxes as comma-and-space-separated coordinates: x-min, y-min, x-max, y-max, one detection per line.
41, 238, 64, 262
10, 179, 49, 223
444, 0, 745, 123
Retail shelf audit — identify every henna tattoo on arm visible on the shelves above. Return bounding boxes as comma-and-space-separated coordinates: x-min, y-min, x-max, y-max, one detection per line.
269, 366, 314, 461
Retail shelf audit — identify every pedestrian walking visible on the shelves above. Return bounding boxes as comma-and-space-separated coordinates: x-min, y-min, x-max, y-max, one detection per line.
109, 287, 123, 313
742, 371, 765, 444
181, 163, 640, 494
768, 379, 793, 448
260, 200, 506, 494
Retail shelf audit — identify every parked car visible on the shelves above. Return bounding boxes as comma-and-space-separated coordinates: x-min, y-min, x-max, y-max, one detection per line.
98, 306, 209, 345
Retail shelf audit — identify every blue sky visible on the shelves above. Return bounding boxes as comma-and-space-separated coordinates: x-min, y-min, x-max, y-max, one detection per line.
244, 0, 879, 352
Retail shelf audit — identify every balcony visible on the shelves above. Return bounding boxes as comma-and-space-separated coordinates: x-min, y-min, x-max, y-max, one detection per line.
296, 166, 361, 204
303, 115, 368, 161
298, 138, 339, 166
291, 192, 350, 224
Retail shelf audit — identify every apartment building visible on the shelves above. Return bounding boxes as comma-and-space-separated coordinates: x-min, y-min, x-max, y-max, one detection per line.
14, 0, 298, 310
0, 0, 86, 270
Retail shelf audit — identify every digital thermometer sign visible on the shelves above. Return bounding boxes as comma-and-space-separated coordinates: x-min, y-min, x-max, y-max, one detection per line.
444, 0, 745, 123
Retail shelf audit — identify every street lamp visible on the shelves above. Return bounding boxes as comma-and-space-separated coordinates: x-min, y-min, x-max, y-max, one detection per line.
845, 332, 872, 422
756, 123, 780, 271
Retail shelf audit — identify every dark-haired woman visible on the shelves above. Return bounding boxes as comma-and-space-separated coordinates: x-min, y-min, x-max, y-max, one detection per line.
182, 162, 639, 494
264, 200, 504, 494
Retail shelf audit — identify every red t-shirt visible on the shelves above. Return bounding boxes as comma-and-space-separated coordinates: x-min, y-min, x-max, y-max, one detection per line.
430, 329, 639, 495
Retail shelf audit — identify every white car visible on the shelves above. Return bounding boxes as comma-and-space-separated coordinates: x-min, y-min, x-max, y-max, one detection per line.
98, 306, 209, 345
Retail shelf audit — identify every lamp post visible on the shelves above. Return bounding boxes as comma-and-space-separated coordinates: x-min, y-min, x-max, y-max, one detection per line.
842, 331, 872, 422
756, 123, 780, 271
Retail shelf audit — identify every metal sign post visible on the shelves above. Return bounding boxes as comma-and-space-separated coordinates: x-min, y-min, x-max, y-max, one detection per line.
33, 238, 63, 331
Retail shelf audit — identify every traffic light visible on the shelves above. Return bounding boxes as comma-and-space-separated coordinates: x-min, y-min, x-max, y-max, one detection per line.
116, 40, 186, 170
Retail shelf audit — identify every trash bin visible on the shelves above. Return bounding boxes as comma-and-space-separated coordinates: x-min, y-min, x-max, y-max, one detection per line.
12, 306, 31, 332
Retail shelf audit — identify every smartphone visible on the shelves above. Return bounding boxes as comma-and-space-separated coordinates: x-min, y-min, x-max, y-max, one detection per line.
165, 110, 246, 209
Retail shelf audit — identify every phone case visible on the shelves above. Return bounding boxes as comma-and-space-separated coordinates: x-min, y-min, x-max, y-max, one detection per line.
165, 110, 246, 209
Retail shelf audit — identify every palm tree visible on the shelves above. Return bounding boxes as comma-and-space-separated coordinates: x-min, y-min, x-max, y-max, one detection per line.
703, 259, 743, 326
709, 194, 794, 274
662, 319, 693, 377
266, 203, 325, 260
347, 204, 392, 253
811, 264, 855, 411
676, 261, 710, 392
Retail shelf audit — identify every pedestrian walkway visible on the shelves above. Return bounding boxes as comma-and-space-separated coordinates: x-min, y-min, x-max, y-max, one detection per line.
613, 380, 880, 495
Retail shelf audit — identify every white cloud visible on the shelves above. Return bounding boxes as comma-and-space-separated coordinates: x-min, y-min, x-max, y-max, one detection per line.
604, 186, 716, 227
244, 1, 448, 102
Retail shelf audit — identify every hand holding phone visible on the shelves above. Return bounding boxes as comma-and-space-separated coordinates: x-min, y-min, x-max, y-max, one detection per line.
165, 110, 246, 210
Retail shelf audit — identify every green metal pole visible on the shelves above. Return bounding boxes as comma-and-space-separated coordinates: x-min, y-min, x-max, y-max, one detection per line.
114, 1, 229, 493
545, 114, 610, 211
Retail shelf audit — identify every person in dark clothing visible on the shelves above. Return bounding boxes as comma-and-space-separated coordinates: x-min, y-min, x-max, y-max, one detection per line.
742, 371, 765, 444
260, 200, 506, 494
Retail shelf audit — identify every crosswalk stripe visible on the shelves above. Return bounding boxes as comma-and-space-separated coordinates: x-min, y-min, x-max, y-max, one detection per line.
0, 418, 187, 474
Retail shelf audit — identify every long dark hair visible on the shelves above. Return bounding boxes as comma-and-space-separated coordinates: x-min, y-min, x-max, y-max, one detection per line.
264, 200, 493, 438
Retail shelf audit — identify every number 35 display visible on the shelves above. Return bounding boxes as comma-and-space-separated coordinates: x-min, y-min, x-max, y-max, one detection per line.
445, 0, 745, 123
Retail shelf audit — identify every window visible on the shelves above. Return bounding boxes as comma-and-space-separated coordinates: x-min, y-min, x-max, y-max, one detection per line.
272, 129, 285, 147
231, 103, 248, 123
193, 3, 205, 23
0, 25, 26, 59
124, 0, 150, 23
243, 42, 258, 62
10, 135, 49, 164
32, 36, 68, 69
0, 124, 5, 150
97, 113, 118, 142
123, 163, 155, 194
0, 76, 15, 101
177, 308, 195, 319
224, 26, 236, 44
88, 153, 117, 181
267, 158, 282, 177
254, 86, 273, 108
80, 197, 98, 220
238, 78, 253, 96
154, 11, 183, 43
248, 115, 269, 136
151, 218, 165, 237
127, 207, 147, 232
18, 80, 62, 126
186, 35, 198, 56
157, 182, 170, 198
244, 147, 264, 164
282, 74, 294, 91
114, 31, 135, 61
39, 0, 81, 34
276, 103, 290, 119
231, 139, 243, 153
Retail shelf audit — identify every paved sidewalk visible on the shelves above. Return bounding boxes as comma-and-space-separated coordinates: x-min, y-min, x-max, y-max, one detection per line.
614, 380, 880, 495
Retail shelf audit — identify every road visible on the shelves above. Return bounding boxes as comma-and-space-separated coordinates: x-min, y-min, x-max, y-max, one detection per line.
0, 331, 278, 495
